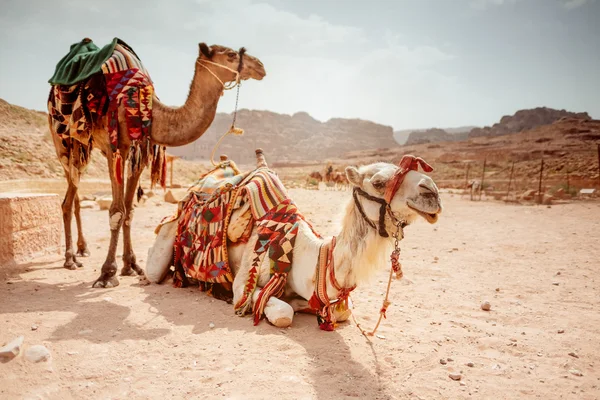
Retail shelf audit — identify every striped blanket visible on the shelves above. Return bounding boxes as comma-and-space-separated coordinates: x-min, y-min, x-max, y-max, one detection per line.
161, 161, 316, 313
48, 38, 165, 187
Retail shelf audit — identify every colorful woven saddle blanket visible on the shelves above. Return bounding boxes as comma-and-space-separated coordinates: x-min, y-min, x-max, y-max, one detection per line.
160, 161, 310, 311
48, 38, 163, 187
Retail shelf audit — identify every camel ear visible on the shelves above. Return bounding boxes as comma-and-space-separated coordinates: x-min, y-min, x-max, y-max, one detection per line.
345, 166, 363, 187
199, 42, 213, 58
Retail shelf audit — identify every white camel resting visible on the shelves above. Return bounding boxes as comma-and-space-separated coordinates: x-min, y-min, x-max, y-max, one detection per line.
147, 154, 442, 329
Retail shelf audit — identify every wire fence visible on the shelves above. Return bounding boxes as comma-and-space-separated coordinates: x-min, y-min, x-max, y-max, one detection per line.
457, 144, 600, 203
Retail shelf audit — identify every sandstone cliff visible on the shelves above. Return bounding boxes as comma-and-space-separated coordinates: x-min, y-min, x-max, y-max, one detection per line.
469, 107, 590, 138
166, 109, 397, 164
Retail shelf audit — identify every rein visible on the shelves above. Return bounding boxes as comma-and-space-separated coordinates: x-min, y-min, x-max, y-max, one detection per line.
195, 47, 245, 90
201, 48, 247, 166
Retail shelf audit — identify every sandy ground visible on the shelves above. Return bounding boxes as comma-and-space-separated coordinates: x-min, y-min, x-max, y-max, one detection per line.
1, 188, 600, 400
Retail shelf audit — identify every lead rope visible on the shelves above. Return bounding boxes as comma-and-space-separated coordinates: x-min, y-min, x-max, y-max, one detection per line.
210, 81, 243, 166
351, 220, 404, 337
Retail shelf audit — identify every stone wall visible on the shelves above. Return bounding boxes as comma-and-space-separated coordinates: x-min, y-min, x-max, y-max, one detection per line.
0, 193, 62, 267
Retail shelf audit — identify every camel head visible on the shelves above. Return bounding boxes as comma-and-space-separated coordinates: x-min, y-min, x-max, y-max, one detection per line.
198, 43, 266, 82
345, 158, 442, 236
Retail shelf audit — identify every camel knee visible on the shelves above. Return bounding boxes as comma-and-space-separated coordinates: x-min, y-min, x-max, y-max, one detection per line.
333, 298, 353, 322
263, 297, 294, 328
108, 208, 125, 231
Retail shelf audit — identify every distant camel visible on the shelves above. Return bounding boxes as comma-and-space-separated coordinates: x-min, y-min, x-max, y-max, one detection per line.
332, 171, 349, 191
307, 171, 323, 183
466, 180, 481, 201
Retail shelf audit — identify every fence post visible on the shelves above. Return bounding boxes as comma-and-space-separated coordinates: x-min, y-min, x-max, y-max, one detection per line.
465, 163, 470, 187
538, 156, 544, 204
597, 144, 600, 189
480, 158, 487, 201
506, 160, 515, 201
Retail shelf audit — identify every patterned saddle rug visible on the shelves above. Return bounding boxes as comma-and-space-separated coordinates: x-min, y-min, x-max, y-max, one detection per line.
48, 37, 165, 187
158, 161, 319, 324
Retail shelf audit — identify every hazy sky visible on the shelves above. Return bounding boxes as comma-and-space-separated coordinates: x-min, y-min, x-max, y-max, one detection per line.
0, 0, 598, 130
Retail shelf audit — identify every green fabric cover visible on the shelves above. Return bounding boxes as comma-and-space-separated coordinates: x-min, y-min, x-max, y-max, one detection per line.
48, 37, 120, 86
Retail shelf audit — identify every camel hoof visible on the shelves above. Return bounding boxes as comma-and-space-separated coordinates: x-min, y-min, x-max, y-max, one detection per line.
271, 317, 292, 328
76, 248, 91, 257
92, 275, 119, 288
64, 260, 83, 270
64, 262, 77, 270
121, 264, 144, 276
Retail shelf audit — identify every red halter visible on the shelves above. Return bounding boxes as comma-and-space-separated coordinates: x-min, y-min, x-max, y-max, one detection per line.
384, 155, 434, 204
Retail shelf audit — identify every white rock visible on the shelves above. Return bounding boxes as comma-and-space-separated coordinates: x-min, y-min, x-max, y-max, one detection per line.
569, 369, 583, 377
0, 336, 24, 363
209, 323, 215, 329
80, 200, 97, 209
25, 345, 51, 363
97, 197, 113, 211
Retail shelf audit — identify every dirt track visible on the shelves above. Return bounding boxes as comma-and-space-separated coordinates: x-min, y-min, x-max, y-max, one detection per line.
1, 189, 599, 399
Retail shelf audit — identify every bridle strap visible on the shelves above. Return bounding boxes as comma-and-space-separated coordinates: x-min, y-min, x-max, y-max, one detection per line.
310, 237, 356, 330
353, 187, 389, 238
196, 48, 245, 90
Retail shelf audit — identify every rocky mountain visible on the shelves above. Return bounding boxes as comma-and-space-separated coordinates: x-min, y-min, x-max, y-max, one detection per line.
469, 107, 590, 138
405, 128, 467, 145
0, 98, 206, 182
167, 109, 398, 164
403, 126, 476, 146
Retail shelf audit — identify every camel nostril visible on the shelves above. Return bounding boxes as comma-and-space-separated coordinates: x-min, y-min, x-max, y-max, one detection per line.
419, 184, 435, 193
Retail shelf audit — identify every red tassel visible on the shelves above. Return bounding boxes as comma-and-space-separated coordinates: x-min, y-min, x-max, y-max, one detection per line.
160, 147, 167, 189
252, 273, 287, 325
114, 150, 123, 185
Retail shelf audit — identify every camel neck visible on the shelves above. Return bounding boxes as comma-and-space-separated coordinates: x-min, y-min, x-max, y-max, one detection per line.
149, 62, 225, 147
328, 200, 392, 294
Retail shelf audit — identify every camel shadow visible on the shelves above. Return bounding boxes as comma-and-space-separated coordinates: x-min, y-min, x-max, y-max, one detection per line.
140, 282, 395, 399
0, 270, 169, 344
0, 256, 66, 280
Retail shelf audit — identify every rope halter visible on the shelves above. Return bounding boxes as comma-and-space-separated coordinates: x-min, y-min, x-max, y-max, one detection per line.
352, 155, 434, 238
196, 47, 246, 90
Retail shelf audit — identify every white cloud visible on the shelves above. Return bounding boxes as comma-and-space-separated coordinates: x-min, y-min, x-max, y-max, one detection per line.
470, 0, 520, 9
562, 0, 594, 9
172, 1, 457, 129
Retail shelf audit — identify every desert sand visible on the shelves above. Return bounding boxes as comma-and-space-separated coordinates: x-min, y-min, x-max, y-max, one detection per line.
1, 188, 599, 399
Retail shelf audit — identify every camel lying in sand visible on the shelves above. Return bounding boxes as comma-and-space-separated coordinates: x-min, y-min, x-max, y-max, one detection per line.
146, 152, 442, 329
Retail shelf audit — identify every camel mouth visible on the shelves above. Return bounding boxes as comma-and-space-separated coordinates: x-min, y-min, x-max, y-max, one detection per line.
407, 204, 440, 224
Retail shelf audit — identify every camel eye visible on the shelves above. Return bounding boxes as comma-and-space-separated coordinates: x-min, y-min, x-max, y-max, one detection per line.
227, 52, 237, 58
372, 180, 385, 190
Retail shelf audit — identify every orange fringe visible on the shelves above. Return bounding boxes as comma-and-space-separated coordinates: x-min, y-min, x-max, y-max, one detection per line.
252, 273, 287, 325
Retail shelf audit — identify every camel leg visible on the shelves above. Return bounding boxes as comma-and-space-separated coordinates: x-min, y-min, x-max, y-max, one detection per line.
92, 153, 125, 288
61, 179, 84, 270
121, 167, 145, 277
73, 193, 90, 257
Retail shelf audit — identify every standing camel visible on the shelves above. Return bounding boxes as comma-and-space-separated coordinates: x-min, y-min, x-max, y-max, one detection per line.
48, 41, 266, 288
